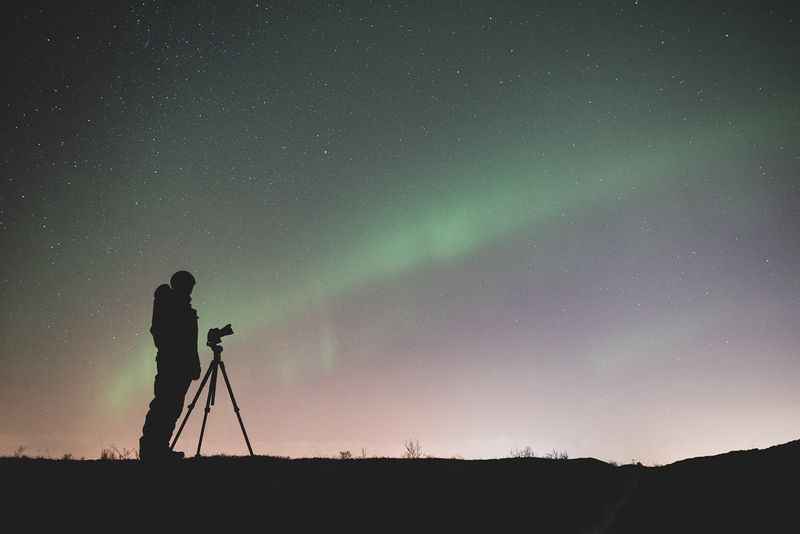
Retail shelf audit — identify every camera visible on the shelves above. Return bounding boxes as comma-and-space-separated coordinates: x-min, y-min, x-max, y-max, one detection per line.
207, 323, 234, 346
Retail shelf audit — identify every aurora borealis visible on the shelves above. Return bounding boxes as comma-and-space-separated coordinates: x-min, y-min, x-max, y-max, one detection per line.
2, 2, 799, 463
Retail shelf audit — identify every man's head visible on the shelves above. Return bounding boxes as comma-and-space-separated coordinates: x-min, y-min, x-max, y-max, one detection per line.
170, 270, 196, 298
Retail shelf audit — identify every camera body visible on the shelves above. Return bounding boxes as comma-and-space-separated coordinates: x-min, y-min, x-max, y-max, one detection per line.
207, 323, 234, 347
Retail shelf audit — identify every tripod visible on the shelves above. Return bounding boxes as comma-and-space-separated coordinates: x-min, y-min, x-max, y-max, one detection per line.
171, 342, 254, 457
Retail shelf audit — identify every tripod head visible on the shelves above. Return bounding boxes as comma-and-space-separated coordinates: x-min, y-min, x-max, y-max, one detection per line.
207, 324, 233, 357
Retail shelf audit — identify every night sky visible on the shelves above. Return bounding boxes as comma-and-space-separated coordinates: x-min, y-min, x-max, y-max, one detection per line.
2, 1, 798, 463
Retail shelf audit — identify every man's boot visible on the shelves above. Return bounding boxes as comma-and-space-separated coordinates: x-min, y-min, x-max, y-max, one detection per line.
139, 436, 173, 461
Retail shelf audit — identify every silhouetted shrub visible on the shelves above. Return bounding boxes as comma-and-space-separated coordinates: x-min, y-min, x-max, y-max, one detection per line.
403, 439, 423, 459
100, 446, 135, 460
544, 449, 569, 460
510, 446, 537, 458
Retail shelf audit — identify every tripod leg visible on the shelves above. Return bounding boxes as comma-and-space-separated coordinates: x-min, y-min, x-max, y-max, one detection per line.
195, 361, 218, 457
171, 362, 214, 450
218, 361, 255, 456
210, 362, 217, 406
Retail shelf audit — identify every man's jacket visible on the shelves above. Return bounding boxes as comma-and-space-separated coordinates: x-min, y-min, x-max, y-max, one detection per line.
150, 284, 201, 379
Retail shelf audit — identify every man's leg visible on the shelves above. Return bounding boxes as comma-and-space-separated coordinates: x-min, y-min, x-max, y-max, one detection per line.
165, 376, 193, 448
141, 370, 189, 459
140, 372, 165, 460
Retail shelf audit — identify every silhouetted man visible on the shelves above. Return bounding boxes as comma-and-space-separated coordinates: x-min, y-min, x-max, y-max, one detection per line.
139, 270, 202, 461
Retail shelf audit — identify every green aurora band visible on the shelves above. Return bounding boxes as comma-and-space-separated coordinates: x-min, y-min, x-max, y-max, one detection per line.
107, 106, 793, 409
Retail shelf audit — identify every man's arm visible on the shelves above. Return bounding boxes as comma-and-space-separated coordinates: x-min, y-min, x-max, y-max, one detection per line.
189, 307, 201, 379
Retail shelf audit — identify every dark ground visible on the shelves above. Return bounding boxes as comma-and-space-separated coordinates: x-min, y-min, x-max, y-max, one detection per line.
3, 439, 798, 532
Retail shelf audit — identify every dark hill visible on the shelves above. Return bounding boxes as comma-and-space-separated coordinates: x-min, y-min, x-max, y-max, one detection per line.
3, 440, 798, 532
610, 439, 800, 533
